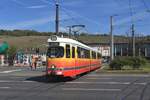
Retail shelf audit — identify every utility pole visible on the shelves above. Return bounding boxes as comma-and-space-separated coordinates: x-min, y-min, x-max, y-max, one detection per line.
71, 25, 85, 39
55, 1, 59, 36
67, 26, 72, 38
110, 16, 114, 61
131, 24, 135, 57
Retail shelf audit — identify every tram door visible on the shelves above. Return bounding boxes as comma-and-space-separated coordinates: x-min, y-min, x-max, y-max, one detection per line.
72, 46, 76, 76
65, 44, 76, 77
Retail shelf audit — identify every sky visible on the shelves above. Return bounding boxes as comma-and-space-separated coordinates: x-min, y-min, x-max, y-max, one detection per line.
0, 0, 150, 36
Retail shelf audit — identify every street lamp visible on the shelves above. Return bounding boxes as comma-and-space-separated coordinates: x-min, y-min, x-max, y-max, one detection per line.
110, 15, 118, 61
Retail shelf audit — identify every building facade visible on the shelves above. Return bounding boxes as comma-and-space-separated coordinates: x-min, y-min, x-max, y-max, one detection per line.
88, 42, 150, 59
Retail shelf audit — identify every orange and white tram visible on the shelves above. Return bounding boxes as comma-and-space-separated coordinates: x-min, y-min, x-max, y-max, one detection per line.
46, 35, 102, 78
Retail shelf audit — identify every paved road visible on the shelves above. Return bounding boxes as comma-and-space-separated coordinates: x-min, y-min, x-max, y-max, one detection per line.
0, 66, 150, 100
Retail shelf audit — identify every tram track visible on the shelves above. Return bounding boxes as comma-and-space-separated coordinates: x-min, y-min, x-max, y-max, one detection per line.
115, 77, 149, 100
4, 76, 68, 100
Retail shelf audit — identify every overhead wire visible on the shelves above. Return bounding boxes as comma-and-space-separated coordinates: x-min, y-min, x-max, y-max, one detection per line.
140, 0, 150, 11
112, 0, 133, 36
60, 3, 94, 34
129, 0, 134, 25
61, 7, 81, 25
41, 0, 87, 31
39, 0, 102, 34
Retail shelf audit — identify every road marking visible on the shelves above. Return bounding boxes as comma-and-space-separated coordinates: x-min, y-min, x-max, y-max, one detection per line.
86, 78, 112, 80
67, 81, 130, 85
0, 87, 10, 89
67, 81, 148, 85
0, 80, 34, 83
22, 81, 35, 83
0, 69, 23, 74
87, 74, 150, 77
134, 82, 147, 85
62, 88, 121, 91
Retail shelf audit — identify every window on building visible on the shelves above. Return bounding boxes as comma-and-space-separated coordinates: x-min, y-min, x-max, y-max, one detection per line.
147, 48, 150, 57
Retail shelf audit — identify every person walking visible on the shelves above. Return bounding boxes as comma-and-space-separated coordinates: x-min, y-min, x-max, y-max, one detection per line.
34, 57, 37, 70
28, 55, 32, 70
31, 56, 35, 70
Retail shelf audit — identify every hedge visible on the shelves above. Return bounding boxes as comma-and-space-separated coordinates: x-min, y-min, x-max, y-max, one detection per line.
109, 57, 147, 70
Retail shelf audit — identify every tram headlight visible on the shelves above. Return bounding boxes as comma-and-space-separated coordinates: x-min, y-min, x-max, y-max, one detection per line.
59, 67, 64, 71
51, 65, 56, 70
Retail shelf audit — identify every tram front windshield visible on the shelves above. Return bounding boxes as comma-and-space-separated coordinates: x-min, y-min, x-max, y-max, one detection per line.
47, 46, 64, 58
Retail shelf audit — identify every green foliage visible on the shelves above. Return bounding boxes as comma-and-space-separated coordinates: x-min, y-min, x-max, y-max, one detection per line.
109, 57, 148, 70
6, 46, 17, 57
0, 29, 69, 36
6, 46, 17, 66
0, 42, 9, 54
129, 57, 147, 69
109, 57, 125, 70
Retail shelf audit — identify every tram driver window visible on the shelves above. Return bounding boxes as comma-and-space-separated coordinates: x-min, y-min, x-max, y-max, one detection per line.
66, 45, 70, 58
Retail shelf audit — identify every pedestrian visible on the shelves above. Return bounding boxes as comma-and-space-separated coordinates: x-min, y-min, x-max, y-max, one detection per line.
32, 56, 35, 70
28, 55, 32, 70
34, 57, 37, 70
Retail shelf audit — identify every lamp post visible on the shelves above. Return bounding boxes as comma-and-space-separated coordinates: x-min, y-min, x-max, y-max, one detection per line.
110, 15, 117, 61
55, 0, 59, 36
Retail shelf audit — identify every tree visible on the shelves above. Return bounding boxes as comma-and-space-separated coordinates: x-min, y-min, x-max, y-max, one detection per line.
6, 46, 17, 66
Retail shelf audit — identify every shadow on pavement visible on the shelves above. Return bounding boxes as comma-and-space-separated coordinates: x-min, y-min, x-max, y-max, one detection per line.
26, 75, 73, 83
25, 70, 93, 83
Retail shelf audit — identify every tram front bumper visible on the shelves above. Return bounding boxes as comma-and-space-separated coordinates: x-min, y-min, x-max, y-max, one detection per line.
47, 68, 63, 76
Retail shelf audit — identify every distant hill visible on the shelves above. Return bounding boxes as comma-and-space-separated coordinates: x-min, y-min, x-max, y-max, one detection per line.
0, 29, 150, 52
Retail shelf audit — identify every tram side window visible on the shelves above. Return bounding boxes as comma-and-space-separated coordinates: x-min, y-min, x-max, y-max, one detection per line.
77, 47, 90, 59
97, 53, 101, 59
77, 47, 81, 58
72, 47, 75, 58
66, 45, 70, 58
85, 49, 90, 58
92, 51, 96, 59
77, 47, 84, 58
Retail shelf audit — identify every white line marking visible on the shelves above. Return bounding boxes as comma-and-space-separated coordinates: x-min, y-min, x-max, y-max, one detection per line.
67, 81, 147, 85
67, 81, 130, 85
62, 88, 121, 91
22, 81, 34, 83
134, 82, 147, 85
0, 80, 12, 82
86, 78, 112, 80
0, 69, 23, 74
87, 74, 150, 77
0, 87, 10, 89
0, 80, 34, 83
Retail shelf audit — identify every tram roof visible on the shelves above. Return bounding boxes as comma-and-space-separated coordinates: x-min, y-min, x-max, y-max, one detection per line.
47, 36, 99, 53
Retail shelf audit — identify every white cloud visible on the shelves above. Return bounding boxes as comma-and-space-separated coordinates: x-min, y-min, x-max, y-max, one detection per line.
1, 17, 53, 30
61, 7, 100, 26
12, 0, 26, 6
40, 0, 54, 5
1, 13, 70, 30
59, 26, 67, 32
63, 1, 84, 7
27, 5, 47, 9
115, 11, 149, 26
